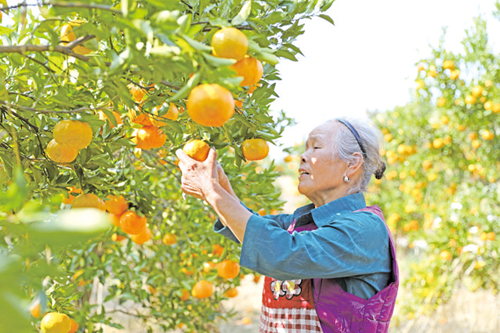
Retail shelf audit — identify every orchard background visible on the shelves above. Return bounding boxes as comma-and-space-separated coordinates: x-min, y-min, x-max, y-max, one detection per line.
1, 1, 500, 333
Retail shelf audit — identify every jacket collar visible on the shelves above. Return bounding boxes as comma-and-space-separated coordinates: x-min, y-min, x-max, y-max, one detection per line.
293, 192, 367, 228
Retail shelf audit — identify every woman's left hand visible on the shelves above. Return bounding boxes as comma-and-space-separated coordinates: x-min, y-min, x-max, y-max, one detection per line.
175, 148, 219, 200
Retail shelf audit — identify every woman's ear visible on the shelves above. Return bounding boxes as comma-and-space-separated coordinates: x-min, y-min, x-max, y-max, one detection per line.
347, 152, 364, 177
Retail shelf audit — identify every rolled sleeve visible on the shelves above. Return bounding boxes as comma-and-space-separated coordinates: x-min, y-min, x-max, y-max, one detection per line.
239, 214, 391, 281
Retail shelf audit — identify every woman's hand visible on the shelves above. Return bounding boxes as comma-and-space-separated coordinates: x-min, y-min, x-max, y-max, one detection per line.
216, 163, 238, 199
175, 148, 219, 200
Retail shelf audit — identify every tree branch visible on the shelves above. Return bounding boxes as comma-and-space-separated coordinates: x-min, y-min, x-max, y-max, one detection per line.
1, 2, 120, 13
0, 43, 91, 61
0, 100, 113, 114
159, 80, 181, 91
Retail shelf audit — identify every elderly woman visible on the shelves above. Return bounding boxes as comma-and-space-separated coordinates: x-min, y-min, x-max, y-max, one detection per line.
176, 118, 399, 333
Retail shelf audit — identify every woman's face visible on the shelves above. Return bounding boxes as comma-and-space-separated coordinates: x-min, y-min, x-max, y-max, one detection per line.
298, 122, 348, 205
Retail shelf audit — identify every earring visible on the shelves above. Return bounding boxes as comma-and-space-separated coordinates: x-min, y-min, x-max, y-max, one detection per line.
343, 176, 350, 183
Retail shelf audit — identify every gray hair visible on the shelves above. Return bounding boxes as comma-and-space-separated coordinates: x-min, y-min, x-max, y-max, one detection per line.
327, 117, 386, 194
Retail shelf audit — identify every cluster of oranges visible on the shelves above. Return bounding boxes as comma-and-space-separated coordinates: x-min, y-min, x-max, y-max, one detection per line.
46, 120, 93, 163
190, 258, 241, 299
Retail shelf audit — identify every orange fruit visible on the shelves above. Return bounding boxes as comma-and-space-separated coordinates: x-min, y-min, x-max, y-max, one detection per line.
230, 56, 264, 86
211, 27, 248, 60
151, 103, 179, 126
224, 287, 238, 298
492, 103, 500, 113
217, 259, 240, 279
130, 227, 152, 245
162, 233, 177, 245
436, 97, 446, 107
242, 138, 269, 161
180, 289, 190, 301
449, 70, 460, 80
104, 195, 128, 215
417, 64, 425, 71
30, 300, 42, 318
108, 213, 122, 226
203, 261, 217, 273
129, 108, 153, 126
46, 139, 79, 163
258, 208, 266, 216
484, 101, 493, 110
62, 186, 83, 204
247, 83, 261, 94
181, 267, 195, 276
40, 312, 71, 333
481, 130, 494, 140
120, 211, 147, 235
68, 319, 79, 333
111, 233, 126, 242
234, 99, 243, 108
212, 244, 224, 257
60, 22, 95, 55
442, 60, 454, 70
465, 95, 476, 105
128, 83, 147, 103
183, 140, 210, 161
439, 250, 453, 261
432, 138, 444, 149
99, 111, 122, 128
241, 317, 252, 325
134, 126, 167, 150
191, 280, 214, 299
471, 85, 484, 97
72, 193, 106, 211
53, 120, 93, 149
187, 84, 235, 127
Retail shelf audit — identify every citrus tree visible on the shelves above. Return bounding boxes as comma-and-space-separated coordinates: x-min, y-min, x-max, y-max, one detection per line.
367, 5, 500, 320
0, 0, 335, 332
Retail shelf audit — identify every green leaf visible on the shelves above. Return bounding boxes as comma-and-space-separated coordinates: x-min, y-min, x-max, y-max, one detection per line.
318, 14, 335, 26
150, 45, 181, 57
179, 34, 212, 52
168, 72, 201, 101
202, 53, 236, 67
232, 1, 252, 26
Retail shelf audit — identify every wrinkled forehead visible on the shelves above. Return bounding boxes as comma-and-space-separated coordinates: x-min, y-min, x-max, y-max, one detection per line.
305, 122, 341, 145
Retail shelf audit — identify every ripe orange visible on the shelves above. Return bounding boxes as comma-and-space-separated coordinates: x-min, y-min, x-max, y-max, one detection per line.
484, 101, 493, 110
464, 95, 476, 105
247, 83, 261, 94
492, 103, 500, 113
191, 280, 214, 299
68, 319, 79, 333
104, 195, 128, 215
60, 23, 94, 55
129, 108, 153, 126
212, 244, 224, 257
134, 126, 167, 150
241, 138, 269, 161
30, 300, 42, 318
72, 193, 106, 211
211, 27, 248, 60
384, 133, 393, 142
46, 139, 79, 163
432, 138, 444, 149
442, 60, 454, 70
180, 289, 190, 301
108, 213, 122, 226
224, 287, 238, 298
258, 208, 266, 216
99, 111, 122, 128
151, 103, 179, 126
481, 130, 494, 140
203, 261, 217, 273
53, 120, 93, 149
162, 233, 177, 245
187, 84, 235, 127
449, 70, 460, 80
230, 56, 264, 86
471, 85, 484, 97
111, 233, 126, 242
62, 186, 83, 204
217, 259, 240, 279
40, 312, 71, 333
130, 227, 152, 245
183, 140, 210, 161
417, 64, 425, 71
128, 83, 147, 103
120, 211, 147, 235
436, 97, 446, 107
439, 250, 453, 261
181, 267, 195, 276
